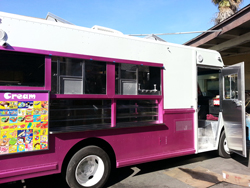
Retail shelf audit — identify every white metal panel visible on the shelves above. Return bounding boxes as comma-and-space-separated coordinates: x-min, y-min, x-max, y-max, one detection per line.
0, 12, 166, 64
163, 46, 197, 109
221, 62, 247, 157
196, 48, 223, 67
0, 11, 224, 69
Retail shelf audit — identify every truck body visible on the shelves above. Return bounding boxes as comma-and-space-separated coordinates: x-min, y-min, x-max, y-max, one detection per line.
0, 11, 246, 188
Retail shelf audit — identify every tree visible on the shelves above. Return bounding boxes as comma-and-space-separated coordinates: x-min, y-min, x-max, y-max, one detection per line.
212, 0, 243, 24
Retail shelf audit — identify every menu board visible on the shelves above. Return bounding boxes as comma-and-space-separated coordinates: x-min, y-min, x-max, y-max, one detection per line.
0, 92, 49, 155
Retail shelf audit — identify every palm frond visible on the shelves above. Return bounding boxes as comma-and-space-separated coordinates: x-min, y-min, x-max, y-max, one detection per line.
212, 0, 221, 5
213, 0, 243, 24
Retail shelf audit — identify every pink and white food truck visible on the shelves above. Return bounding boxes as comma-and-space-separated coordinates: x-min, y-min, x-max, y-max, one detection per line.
0, 11, 247, 188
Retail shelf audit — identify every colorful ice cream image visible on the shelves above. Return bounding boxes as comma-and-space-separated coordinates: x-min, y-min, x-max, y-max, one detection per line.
0, 93, 49, 155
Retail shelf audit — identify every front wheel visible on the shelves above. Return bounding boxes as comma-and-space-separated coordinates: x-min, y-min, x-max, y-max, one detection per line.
218, 130, 231, 158
66, 146, 111, 188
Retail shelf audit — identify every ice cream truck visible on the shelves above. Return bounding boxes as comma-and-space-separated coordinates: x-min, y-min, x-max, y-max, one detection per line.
0, 11, 247, 188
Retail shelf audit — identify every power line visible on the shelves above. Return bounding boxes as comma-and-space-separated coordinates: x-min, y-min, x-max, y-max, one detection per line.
127, 30, 222, 36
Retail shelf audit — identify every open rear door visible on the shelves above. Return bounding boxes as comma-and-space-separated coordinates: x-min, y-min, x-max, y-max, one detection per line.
220, 62, 247, 157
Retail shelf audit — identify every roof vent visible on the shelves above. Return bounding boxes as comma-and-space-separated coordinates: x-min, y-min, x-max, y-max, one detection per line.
46, 12, 74, 25
91, 25, 123, 35
144, 34, 166, 42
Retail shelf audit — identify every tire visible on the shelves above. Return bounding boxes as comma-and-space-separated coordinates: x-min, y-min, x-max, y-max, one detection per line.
66, 146, 111, 188
218, 130, 231, 158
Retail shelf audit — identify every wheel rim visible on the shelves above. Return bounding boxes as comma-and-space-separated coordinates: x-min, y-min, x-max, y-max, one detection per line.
223, 138, 230, 154
75, 155, 105, 187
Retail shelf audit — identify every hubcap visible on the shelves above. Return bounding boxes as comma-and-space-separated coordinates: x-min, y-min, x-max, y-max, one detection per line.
75, 155, 105, 187
223, 138, 230, 154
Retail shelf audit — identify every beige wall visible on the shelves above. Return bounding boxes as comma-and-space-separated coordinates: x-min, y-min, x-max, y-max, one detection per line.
223, 53, 250, 90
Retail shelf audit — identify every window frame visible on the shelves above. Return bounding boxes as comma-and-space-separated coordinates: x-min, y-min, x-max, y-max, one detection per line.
0, 48, 164, 129
223, 73, 238, 100
0, 50, 50, 91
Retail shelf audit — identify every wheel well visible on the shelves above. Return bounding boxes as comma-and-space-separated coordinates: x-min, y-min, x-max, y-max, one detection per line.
220, 127, 224, 135
61, 137, 116, 177
216, 126, 224, 149
246, 126, 249, 140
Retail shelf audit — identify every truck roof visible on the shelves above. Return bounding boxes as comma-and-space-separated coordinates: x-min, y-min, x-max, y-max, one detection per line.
0, 11, 223, 67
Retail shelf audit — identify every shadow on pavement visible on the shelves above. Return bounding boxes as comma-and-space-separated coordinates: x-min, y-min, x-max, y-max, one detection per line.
230, 140, 250, 167
133, 151, 218, 177
2, 174, 69, 188
105, 151, 219, 187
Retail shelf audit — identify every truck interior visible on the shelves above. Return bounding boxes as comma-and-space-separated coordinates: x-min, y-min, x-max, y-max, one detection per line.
197, 67, 221, 152
198, 67, 220, 120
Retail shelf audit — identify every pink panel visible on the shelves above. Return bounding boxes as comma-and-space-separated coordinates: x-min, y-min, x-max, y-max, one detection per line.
44, 56, 51, 91
162, 108, 195, 151
51, 94, 162, 99
0, 92, 48, 101
164, 108, 195, 114
106, 63, 115, 98
0, 163, 58, 179
0, 136, 60, 183
117, 148, 195, 167
0, 107, 195, 184
158, 69, 164, 123
114, 95, 162, 99
111, 99, 116, 127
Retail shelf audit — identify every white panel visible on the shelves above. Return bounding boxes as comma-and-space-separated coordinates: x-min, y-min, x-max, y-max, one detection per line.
0, 11, 224, 69
0, 12, 167, 64
196, 49, 223, 67
163, 46, 197, 109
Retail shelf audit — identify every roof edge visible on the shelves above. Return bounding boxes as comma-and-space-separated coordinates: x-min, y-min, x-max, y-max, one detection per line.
184, 3, 250, 46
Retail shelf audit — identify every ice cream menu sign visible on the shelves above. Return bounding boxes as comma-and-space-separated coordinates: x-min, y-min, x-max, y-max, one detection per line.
0, 92, 49, 155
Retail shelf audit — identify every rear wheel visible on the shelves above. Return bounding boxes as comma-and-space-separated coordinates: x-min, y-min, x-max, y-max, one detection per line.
218, 130, 231, 158
66, 146, 111, 188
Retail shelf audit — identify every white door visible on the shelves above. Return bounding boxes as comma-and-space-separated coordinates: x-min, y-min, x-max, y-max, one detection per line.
220, 62, 247, 157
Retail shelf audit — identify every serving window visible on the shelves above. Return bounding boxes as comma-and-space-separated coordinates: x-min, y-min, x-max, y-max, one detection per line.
116, 100, 158, 124
0, 51, 45, 87
115, 63, 161, 95
51, 56, 106, 94
49, 99, 111, 131
49, 58, 163, 132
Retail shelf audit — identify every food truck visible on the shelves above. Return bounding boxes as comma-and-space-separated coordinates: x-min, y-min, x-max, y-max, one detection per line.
0, 11, 247, 188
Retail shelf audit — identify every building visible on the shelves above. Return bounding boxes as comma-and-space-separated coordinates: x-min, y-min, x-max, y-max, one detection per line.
184, 4, 250, 90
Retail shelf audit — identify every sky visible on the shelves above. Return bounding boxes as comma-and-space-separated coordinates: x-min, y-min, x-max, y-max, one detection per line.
1, 0, 250, 44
